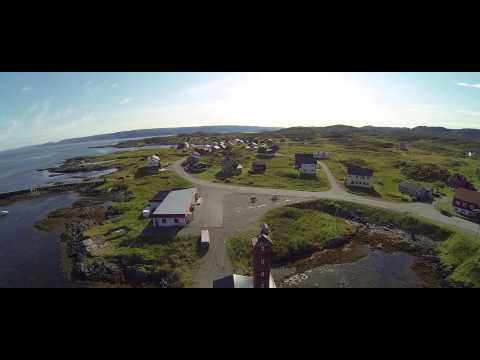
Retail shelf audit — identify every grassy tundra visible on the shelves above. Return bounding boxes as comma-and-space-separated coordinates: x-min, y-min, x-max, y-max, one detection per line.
37, 148, 203, 287
197, 147, 331, 192
227, 199, 480, 287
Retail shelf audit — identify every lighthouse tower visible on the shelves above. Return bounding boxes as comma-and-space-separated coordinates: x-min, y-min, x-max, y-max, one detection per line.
252, 224, 274, 289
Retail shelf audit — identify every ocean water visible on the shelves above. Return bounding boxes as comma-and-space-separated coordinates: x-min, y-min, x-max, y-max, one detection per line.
0, 139, 174, 287
0, 193, 79, 288
0, 139, 170, 193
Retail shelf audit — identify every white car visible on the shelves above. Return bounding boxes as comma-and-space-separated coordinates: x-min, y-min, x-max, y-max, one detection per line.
200, 229, 210, 250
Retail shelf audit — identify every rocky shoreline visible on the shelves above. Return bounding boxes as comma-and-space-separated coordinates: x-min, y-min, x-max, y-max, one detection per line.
276, 221, 461, 288
35, 183, 185, 288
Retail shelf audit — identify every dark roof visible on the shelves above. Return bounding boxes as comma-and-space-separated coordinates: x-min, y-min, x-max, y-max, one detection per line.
347, 166, 374, 177
260, 223, 270, 235
454, 188, 480, 206
400, 181, 432, 192
252, 161, 267, 167
295, 153, 316, 166
213, 274, 254, 288
252, 233, 273, 247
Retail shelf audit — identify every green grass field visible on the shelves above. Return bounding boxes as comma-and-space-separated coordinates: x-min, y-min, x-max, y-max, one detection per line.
197, 148, 330, 191
227, 206, 354, 274
440, 232, 480, 287
227, 198, 480, 287
81, 148, 202, 287
275, 137, 480, 202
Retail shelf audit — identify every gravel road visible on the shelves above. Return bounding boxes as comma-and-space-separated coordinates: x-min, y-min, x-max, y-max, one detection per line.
171, 159, 480, 288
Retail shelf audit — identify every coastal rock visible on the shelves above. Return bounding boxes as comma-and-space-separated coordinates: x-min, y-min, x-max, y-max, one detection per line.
124, 266, 150, 284
74, 258, 124, 283
81, 238, 98, 256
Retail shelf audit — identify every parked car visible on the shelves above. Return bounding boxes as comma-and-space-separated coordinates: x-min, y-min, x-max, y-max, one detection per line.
200, 229, 210, 250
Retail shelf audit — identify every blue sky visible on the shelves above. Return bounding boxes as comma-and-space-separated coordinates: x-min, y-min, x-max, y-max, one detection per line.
1, 72, 480, 151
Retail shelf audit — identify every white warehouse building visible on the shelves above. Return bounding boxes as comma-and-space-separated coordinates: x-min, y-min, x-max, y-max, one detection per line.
150, 188, 198, 227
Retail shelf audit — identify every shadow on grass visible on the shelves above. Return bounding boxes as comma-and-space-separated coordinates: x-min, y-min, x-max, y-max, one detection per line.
347, 186, 382, 198
134, 167, 158, 179
120, 223, 183, 247
214, 170, 241, 181
256, 153, 276, 160
298, 173, 318, 180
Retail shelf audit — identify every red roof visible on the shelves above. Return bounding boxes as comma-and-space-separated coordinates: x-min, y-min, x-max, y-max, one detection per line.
454, 188, 480, 206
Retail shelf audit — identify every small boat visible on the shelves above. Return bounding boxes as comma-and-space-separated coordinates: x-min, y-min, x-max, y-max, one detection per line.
0, 211, 9, 216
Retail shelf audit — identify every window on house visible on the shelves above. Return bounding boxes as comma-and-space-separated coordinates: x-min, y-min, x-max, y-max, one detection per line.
162, 218, 167, 223
261, 272, 265, 278
261, 258, 265, 265
174, 219, 179, 224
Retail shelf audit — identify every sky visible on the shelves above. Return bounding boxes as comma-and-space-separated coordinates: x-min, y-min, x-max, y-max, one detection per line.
1, 72, 480, 151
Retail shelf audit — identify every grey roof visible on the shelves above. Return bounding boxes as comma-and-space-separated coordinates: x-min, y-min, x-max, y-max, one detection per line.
253, 161, 266, 167
153, 188, 197, 216
150, 190, 171, 203
400, 181, 432, 192
347, 166, 374, 177
213, 274, 254, 288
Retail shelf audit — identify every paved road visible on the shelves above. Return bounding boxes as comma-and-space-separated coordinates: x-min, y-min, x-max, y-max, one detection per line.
172, 159, 479, 288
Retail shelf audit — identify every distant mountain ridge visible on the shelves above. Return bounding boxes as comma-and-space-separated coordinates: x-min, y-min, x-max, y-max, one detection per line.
270, 125, 480, 143
43, 126, 282, 146
43, 125, 480, 147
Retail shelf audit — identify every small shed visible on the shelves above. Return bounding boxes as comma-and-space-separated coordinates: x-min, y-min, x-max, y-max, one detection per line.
399, 181, 433, 201
251, 161, 267, 173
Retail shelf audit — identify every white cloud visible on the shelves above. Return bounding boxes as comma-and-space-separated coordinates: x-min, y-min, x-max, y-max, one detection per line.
21, 86, 32, 92
119, 97, 133, 105
111, 83, 119, 88
456, 82, 480, 89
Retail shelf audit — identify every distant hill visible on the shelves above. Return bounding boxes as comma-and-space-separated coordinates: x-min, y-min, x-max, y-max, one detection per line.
268, 125, 480, 143
43, 126, 282, 146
